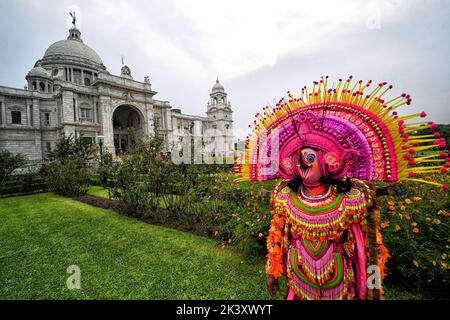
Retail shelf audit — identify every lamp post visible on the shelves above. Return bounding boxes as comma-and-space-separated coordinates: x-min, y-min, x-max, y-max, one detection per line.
97, 135, 104, 165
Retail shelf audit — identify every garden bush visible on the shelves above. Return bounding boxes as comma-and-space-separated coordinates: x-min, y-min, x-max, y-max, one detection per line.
43, 134, 97, 197
0, 171, 47, 196
0, 149, 27, 192
377, 174, 450, 297
44, 158, 90, 197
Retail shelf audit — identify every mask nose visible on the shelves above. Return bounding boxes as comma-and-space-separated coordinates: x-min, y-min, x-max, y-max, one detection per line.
299, 154, 309, 169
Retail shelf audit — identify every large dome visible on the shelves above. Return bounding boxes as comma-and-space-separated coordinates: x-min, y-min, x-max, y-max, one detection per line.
44, 39, 103, 65
40, 27, 105, 71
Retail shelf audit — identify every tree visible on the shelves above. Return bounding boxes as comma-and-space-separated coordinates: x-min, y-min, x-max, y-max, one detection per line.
46, 133, 97, 164
0, 149, 27, 188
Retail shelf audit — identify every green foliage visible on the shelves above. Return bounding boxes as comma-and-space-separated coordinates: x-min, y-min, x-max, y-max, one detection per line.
0, 171, 47, 196
108, 132, 166, 217
377, 175, 450, 297
96, 150, 115, 187
43, 134, 98, 197
46, 133, 97, 164
0, 149, 27, 189
207, 173, 277, 254
44, 158, 90, 197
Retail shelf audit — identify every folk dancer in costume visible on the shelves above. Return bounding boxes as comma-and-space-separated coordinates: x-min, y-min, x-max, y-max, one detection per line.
233, 76, 449, 300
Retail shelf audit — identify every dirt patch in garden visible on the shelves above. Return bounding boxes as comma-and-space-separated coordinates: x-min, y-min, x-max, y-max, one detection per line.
74, 195, 126, 214
73, 195, 215, 239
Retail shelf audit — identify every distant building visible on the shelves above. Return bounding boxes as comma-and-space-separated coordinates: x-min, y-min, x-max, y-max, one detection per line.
0, 22, 234, 163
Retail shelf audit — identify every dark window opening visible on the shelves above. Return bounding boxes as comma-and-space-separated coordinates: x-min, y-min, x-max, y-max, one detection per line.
45, 112, 50, 126
39, 82, 45, 92
84, 78, 91, 86
11, 111, 21, 124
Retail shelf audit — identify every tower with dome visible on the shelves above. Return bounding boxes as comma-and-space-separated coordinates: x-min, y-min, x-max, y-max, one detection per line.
0, 19, 234, 164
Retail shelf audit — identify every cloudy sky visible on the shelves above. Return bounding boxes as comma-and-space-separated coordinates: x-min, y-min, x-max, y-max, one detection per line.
0, 0, 449, 139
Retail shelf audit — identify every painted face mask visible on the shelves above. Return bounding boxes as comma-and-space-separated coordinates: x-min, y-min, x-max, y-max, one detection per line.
297, 148, 322, 187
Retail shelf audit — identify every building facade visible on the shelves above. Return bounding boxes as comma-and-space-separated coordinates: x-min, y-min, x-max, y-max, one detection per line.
0, 23, 234, 164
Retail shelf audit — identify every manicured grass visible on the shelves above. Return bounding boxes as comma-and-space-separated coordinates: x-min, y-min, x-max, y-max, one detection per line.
0, 193, 283, 299
0, 193, 423, 300
87, 185, 110, 199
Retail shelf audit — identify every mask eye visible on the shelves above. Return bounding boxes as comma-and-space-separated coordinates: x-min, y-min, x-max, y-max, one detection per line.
306, 153, 316, 164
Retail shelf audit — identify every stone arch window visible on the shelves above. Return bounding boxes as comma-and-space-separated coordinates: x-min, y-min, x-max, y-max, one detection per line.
214, 98, 217, 104
32, 81, 37, 91
47, 84, 51, 92
39, 82, 45, 92
84, 78, 91, 86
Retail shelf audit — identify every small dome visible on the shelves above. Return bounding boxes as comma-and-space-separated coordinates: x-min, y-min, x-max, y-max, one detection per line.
27, 66, 51, 79
212, 78, 225, 93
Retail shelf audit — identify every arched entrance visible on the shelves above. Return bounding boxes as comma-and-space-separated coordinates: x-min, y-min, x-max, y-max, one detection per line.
112, 105, 143, 154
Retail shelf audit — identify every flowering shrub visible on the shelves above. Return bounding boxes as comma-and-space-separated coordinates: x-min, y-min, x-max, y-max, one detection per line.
207, 173, 276, 255
377, 175, 449, 297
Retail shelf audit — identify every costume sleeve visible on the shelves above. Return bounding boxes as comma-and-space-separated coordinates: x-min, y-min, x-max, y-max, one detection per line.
265, 180, 289, 279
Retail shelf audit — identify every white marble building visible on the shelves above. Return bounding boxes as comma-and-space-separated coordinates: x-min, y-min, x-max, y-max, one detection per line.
0, 22, 234, 163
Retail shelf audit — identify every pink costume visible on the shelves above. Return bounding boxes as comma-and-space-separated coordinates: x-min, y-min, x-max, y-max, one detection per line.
234, 76, 449, 300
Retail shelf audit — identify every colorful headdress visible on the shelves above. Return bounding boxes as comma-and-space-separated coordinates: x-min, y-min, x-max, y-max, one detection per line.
233, 76, 449, 188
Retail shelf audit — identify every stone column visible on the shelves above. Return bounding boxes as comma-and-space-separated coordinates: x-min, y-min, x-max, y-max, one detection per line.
32, 98, 40, 128
146, 104, 153, 134
99, 96, 115, 155
93, 97, 97, 123
26, 100, 31, 127
0, 96, 6, 127
61, 91, 75, 124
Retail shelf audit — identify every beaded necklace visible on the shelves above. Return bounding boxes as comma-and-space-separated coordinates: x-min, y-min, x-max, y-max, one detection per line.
286, 186, 367, 240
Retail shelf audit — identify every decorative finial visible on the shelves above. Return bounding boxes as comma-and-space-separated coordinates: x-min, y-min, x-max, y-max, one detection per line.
69, 11, 76, 28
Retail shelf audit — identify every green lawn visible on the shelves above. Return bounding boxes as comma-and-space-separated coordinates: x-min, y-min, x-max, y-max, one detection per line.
0, 193, 281, 299
0, 193, 423, 299
87, 185, 111, 199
